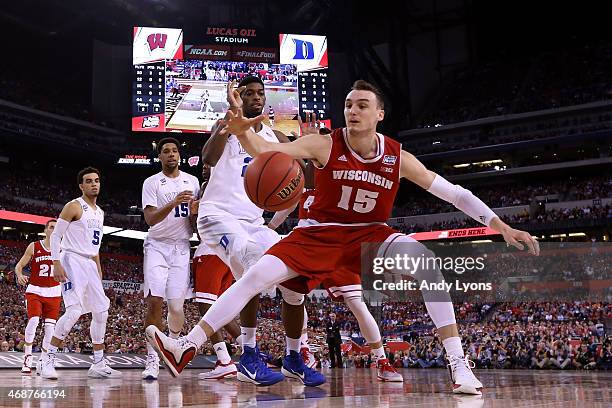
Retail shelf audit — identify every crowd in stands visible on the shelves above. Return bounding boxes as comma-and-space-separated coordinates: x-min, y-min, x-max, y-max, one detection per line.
393, 204, 611, 234
2, 169, 609, 234
2, 268, 610, 371
167, 60, 298, 84
393, 176, 612, 217
419, 42, 612, 127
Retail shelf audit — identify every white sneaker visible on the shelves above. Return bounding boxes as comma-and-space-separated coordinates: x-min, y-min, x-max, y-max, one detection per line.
145, 325, 197, 377
447, 355, 483, 395
21, 354, 33, 374
142, 354, 160, 380
88, 360, 123, 379
376, 358, 403, 382
198, 361, 238, 380
36, 356, 42, 375
41, 353, 58, 380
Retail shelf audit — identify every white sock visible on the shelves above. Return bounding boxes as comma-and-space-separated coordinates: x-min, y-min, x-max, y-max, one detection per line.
25, 344, 32, 356
185, 325, 208, 348
213, 341, 231, 364
48, 344, 58, 355
235, 334, 243, 347
93, 349, 104, 364
300, 333, 309, 350
286, 337, 301, 355
147, 342, 157, 357
372, 346, 386, 361
443, 337, 464, 357
241, 327, 256, 349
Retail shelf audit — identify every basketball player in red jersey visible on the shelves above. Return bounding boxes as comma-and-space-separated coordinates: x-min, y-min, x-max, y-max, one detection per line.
148, 80, 539, 395
14, 219, 60, 374
192, 163, 242, 380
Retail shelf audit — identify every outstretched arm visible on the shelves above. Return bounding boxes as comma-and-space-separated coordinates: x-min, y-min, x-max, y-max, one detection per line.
222, 109, 331, 166
399, 150, 539, 255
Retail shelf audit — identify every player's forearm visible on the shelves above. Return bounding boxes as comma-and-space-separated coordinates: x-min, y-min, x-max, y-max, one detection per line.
236, 129, 273, 157
268, 203, 297, 230
426, 174, 498, 227
202, 121, 229, 166
144, 201, 176, 226
489, 216, 511, 234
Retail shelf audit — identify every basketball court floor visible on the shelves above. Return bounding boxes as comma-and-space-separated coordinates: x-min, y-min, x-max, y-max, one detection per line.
1, 368, 610, 407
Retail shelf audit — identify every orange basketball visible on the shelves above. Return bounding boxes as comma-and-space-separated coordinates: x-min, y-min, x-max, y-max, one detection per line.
243, 151, 304, 211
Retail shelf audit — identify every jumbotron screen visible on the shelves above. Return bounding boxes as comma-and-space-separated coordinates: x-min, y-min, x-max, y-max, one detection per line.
131, 28, 330, 133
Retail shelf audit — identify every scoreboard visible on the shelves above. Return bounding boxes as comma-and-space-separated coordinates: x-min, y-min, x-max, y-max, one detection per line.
299, 70, 328, 120
132, 63, 165, 118
131, 28, 330, 133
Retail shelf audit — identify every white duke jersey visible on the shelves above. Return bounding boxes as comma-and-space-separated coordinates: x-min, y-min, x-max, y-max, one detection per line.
142, 171, 200, 241
193, 241, 215, 257
199, 124, 278, 222
61, 197, 104, 257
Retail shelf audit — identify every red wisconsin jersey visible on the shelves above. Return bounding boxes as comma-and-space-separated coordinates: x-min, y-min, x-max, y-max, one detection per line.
29, 240, 59, 288
307, 128, 401, 224
298, 189, 316, 220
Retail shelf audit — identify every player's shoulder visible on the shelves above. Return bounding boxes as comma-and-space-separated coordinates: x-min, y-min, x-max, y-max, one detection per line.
143, 171, 164, 184
182, 172, 200, 186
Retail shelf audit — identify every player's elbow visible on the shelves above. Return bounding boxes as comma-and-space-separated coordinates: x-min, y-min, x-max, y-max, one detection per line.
201, 152, 220, 167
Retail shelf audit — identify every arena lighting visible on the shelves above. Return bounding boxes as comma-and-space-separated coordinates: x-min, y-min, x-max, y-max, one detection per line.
453, 159, 503, 168
568, 232, 587, 237
1, 210, 501, 242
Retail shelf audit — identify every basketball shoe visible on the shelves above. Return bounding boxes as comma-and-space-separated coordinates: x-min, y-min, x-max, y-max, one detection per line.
447, 355, 483, 395
237, 346, 285, 386
40, 352, 58, 380
145, 325, 197, 377
199, 360, 238, 380
88, 360, 122, 378
21, 354, 33, 374
376, 358, 403, 382
301, 347, 318, 369
142, 353, 160, 380
282, 351, 326, 386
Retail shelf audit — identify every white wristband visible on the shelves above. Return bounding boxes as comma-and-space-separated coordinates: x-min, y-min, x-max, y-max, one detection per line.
427, 175, 498, 226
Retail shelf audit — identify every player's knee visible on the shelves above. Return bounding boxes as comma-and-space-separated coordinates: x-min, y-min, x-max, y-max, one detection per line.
90, 310, 108, 344
27, 316, 41, 328
167, 298, 184, 315
64, 304, 84, 323
279, 286, 304, 306
92, 309, 109, 325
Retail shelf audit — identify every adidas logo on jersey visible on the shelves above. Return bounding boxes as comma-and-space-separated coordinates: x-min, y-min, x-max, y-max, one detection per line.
338, 155, 348, 162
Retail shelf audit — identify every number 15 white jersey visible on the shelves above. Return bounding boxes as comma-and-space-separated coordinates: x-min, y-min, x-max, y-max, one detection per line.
199, 124, 278, 222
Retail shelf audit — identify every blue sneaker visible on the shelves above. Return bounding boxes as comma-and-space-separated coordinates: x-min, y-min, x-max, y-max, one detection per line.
281, 351, 326, 386
237, 346, 285, 386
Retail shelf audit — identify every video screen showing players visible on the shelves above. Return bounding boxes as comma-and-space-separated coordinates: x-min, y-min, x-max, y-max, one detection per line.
163, 60, 299, 134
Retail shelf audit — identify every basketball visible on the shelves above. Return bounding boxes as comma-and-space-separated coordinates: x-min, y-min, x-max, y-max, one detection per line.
243, 151, 304, 211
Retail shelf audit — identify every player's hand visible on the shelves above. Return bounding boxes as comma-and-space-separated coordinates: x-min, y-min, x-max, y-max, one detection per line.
226, 80, 245, 110
53, 262, 67, 282
174, 190, 194, 205
189, 199, 199, 215
225, 109, 264, 136
16, 273, 29, 286
501, 227, 540, 256
298, 111, 320, 136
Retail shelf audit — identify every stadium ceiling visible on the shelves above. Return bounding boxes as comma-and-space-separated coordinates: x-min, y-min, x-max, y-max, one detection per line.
1, 0, 470, 48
